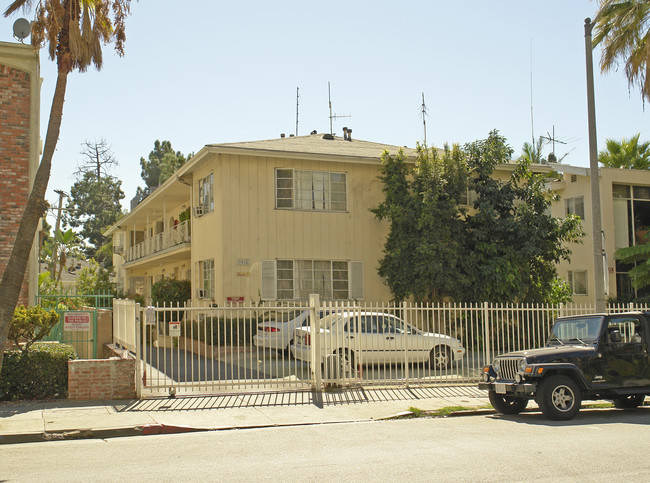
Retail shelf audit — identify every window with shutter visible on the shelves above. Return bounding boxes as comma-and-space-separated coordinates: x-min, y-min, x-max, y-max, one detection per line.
349, 261, 364, 300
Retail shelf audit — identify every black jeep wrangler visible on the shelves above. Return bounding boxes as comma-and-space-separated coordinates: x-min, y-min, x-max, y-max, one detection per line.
478, 312, 650, 420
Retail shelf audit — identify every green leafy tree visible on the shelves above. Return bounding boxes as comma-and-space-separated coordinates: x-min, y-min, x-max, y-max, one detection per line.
374, 131, 585, 304
137, 140, 189, 196
373, 144, 468, 302
372, 149, 419, 301
1, 0, 133, 376
598, 133, 650, 169
65, 171, 124, 258
593, 0, 650, 103
75, 259, 114, 306
8, 305, 59, 354
460, 131, 584, 303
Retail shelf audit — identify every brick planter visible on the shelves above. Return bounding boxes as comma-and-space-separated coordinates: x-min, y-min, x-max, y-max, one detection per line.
68, 345, 136, 400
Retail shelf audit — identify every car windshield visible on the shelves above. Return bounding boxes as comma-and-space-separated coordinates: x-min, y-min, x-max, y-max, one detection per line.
548, 316, 604, 345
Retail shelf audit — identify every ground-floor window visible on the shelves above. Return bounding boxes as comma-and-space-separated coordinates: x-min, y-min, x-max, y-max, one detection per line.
261, 259, 363, 301
199, 259, 215, 299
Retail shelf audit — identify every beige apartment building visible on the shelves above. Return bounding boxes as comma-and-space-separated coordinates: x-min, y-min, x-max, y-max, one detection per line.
108, 132, 418, 306
108, 131, 650, 306
552, 164, 650, 304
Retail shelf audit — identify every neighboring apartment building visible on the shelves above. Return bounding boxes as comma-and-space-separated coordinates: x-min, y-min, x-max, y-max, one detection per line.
0, 41, 41, 306
552, 164, 650, 303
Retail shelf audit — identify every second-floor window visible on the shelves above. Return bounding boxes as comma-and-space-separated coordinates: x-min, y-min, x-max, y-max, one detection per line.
565, 196, 585, 219
275, 169, 347, 212
198, 172, 214, 215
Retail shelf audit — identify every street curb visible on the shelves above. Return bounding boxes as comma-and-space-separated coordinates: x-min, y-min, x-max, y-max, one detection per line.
0, 408, 500, 445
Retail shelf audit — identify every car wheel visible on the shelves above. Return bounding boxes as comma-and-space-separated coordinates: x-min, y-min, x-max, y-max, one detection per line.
613, 394, 646, 409
430, 346, 451, 370
337, 349, 355, 377
537, 375, 582, 421
488, 391, 529, 415
283, 340, 294, 357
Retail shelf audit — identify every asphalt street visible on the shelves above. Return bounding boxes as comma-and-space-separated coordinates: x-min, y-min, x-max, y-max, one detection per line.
3, 407, 649, 481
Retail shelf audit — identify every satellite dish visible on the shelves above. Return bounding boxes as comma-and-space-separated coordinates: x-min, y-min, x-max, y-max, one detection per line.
13, 18, 31, 42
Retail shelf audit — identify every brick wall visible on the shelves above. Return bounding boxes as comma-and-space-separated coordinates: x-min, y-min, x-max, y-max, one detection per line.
68, 345, 136, 400
0, 62, 32, 305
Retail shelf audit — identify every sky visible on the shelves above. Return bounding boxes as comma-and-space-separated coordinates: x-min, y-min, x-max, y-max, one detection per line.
1, 0, 648, 219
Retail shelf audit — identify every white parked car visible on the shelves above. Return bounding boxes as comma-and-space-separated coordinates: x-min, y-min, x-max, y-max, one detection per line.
291, 311, 465, 371
253, 309, 330, 352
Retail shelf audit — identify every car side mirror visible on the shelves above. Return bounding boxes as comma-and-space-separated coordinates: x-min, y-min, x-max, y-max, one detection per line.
609, 330, 622, 343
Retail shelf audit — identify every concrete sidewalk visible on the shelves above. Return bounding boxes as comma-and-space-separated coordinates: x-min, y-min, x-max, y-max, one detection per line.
0, 385, 491, 444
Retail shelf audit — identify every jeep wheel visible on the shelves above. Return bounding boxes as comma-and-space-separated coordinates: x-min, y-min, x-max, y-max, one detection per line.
537, 375, 582, 421
488, 391, 528, 415
613, 394, 646, 409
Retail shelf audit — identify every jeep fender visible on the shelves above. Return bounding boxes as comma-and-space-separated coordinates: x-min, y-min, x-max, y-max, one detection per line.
534, 363, 590, 390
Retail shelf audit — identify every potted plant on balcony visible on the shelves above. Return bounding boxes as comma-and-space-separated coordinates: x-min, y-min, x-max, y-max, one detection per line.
178, 208, 191, 238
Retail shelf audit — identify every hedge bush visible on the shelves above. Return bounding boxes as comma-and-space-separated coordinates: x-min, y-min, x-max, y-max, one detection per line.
1, 343, 76, 401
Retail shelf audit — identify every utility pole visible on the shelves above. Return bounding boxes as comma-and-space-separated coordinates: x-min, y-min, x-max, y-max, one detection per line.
49, 189, 68, 281
584, 17, 606, 313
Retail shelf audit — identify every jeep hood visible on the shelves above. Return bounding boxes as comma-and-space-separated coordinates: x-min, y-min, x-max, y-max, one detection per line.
497, 345, 597, 363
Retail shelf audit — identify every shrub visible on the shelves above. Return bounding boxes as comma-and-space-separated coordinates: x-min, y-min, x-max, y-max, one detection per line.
9, 305, 60, 352
151, 277, 191, 334
0, 343, 76, 401
181, 317, 259, 346
151, 277, 191, 306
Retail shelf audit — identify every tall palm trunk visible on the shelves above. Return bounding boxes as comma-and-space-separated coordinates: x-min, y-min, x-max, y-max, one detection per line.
0, 70, 68, 375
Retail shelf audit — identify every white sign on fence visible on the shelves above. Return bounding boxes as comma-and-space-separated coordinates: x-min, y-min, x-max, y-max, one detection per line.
169, 320, 181, 337
64, 312, 91, 331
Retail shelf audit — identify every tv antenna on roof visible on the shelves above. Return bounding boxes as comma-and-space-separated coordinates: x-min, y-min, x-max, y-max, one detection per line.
295, 87, 300, 137
541, 125, 567, 157
328, 81, 351, 135
420, 92, 429, 146
13, 18, 30, 43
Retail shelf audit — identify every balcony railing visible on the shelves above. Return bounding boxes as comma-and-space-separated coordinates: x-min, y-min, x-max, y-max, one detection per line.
126, 220, 190, 263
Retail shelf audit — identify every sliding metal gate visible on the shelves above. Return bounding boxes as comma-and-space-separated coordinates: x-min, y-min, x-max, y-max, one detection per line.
112, 297, 622, 398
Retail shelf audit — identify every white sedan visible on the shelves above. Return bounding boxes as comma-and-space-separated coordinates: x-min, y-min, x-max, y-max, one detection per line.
253, 309, 329, 352
291, 311, 465, 370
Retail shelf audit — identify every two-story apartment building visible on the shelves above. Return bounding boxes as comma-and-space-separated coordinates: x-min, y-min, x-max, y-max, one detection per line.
107, 132, 420, 305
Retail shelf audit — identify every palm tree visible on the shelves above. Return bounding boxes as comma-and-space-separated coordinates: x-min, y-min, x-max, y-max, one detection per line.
593, 0, 650, 103
520, 137, 546, 165
599, 133, 650, 168
0, 1, 133, 374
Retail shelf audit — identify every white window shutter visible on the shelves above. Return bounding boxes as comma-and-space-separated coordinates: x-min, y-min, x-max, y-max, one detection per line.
261, 260, 277, 300
349, 261, 364, 300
